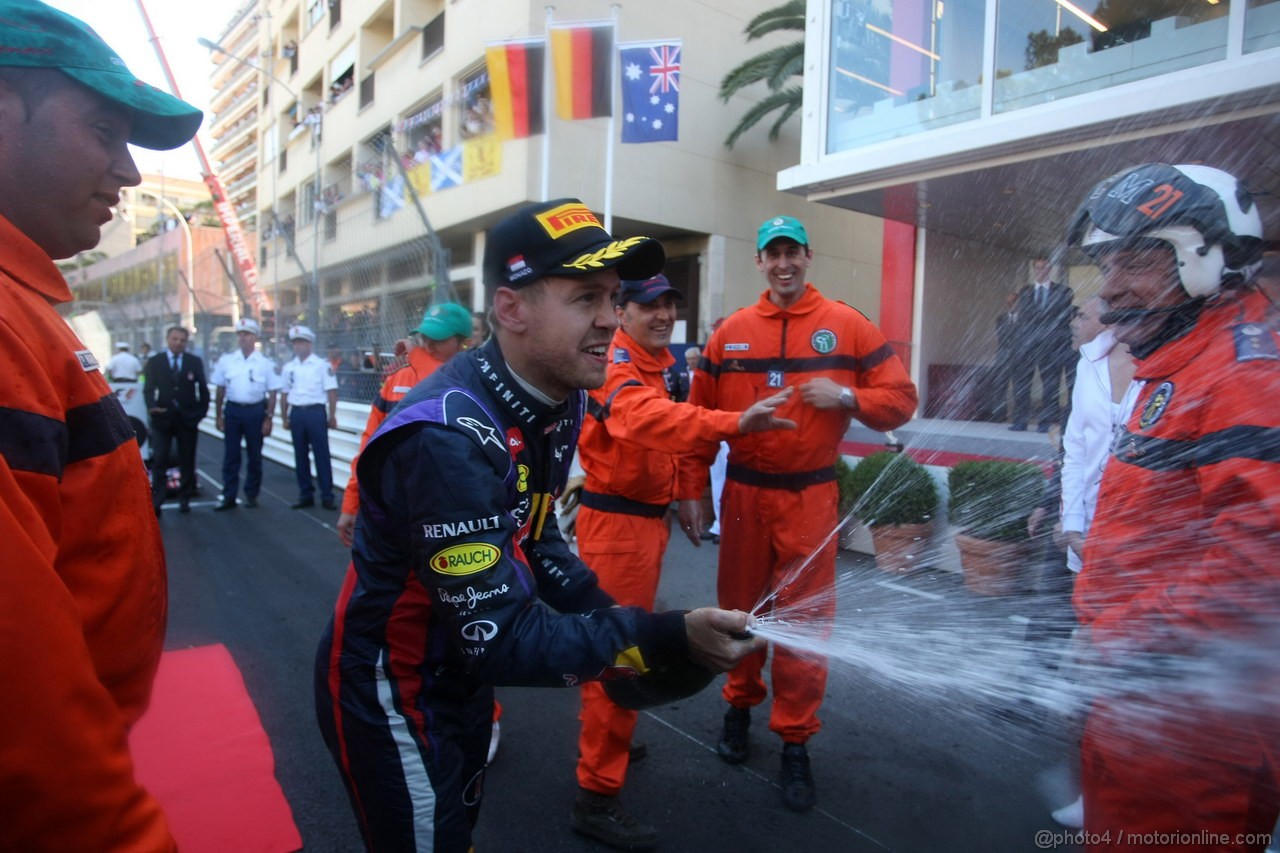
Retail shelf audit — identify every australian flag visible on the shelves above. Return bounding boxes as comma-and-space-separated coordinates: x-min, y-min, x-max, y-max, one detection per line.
620, 40, 680, 144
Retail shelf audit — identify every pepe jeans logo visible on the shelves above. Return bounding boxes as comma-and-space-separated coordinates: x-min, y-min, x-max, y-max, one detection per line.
810, 329, 837, 354
535, 203, 601, 238
430, 543, 500, 576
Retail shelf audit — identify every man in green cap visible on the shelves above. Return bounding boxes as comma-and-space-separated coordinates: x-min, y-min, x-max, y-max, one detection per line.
0, 1, 202, 848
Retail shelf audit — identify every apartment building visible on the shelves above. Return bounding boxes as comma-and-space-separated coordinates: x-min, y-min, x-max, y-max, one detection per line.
208, 0, 264, 237
779, 0, 1279, 419
217, 0, 894, 361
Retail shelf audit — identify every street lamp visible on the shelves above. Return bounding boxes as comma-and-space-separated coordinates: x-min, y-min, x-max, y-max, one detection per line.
198, 35, 323, 346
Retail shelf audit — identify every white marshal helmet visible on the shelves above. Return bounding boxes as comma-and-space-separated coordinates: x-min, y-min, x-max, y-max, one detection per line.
1067, 163, 1264, 297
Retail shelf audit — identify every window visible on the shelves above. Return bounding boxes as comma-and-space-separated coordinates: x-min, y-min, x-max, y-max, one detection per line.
360, 72, 375, 108
422, 12, 444, 60
302, 180, 317, 226
458, 66, 493, 139
329, 0, 342, 31
400, 96, 444, 162
826, 0, 984, 153
993, 0, 1230, 114
306, 0, 324, 31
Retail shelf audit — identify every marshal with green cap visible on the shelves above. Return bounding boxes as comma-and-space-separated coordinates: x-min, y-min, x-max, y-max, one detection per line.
756, 215, 810, 251
413, 302, 473, 341
0, 0, 203, 150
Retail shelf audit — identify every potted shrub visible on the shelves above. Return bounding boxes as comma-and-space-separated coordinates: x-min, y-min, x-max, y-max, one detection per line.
947, 460, 1045, 595
846, 451, 939, 573
835, 456, 861, 550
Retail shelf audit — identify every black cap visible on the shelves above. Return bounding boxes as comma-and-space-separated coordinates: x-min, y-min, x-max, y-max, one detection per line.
619, 274, 682, 306
601, 657, 716, 711
483, 198, 665, 289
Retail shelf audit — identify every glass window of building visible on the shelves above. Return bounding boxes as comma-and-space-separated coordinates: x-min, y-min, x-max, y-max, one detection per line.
994, 0, 1231, 113
827, 0, 986, 153
458, 66, 494, 139
1246, 0, 1280, 53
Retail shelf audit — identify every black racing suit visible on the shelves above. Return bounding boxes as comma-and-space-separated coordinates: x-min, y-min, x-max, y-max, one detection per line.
315, 337, 689, 852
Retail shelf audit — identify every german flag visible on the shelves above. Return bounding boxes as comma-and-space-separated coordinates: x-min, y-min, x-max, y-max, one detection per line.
486, 38, 546, 140
550, 23, 613, 121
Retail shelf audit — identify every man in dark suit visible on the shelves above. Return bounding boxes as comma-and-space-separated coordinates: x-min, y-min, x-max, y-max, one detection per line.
144, 326, 209, 515
1009, 257, 1074, 432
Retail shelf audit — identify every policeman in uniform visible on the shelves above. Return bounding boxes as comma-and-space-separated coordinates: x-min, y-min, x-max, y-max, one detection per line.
280, 324, 339, 509
211, 318, 281, 510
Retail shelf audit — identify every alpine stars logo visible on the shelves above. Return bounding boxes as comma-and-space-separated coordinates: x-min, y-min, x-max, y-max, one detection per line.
811, 329, 837, 354
430, 543, 500, 576
457, 416, 503, 449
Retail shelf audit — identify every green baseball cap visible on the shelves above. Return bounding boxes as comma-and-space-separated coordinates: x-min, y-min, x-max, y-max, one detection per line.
0, 0, 203, 150
413, 302, 473, 341
756, 215, 810, 251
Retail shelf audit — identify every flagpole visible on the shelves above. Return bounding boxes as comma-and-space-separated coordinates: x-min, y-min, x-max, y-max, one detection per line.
603, 4, 620, 232
541, 6, 555, 201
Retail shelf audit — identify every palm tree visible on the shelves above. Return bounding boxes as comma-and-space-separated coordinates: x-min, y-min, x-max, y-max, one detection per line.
719, 0, 806, 149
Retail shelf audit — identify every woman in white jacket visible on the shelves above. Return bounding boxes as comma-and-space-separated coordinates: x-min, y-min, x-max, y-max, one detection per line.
1059, 296, 1137, 573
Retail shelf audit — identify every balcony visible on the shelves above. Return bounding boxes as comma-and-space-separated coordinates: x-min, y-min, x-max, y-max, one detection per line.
216, 141, 259, 173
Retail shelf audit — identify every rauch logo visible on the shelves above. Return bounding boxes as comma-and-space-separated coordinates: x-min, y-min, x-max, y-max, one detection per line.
430, 543, 500, 576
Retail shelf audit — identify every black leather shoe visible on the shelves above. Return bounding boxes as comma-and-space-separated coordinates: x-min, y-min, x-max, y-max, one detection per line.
1037, 423, 1052, 433
780, 743, 816, 812
1009, 423, 1028, 432
291, 498, 315, 509
571, 789, 658, 851
179, 499, 190, 514
243, 497, 258, 508
213, 499, 236, 512
321, 499, 337, 510
717, 705, 750, 764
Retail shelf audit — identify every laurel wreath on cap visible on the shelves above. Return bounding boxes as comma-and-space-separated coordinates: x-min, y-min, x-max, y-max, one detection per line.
562, 236, 648, 271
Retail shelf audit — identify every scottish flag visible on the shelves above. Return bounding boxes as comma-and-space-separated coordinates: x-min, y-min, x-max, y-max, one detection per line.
620, 41, 680, 144
430, 147, 464, 191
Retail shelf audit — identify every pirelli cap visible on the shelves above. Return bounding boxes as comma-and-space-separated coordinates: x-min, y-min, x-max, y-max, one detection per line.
288, 324, 316, 343
483, 198, 664, 288
235, 317, 261, 335
0, 0, 203, 150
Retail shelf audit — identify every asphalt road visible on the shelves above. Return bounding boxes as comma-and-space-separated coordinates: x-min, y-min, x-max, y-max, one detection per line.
158, 435, 1080, 853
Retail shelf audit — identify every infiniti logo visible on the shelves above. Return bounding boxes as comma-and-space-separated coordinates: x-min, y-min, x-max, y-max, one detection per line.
461, 620, 499, 642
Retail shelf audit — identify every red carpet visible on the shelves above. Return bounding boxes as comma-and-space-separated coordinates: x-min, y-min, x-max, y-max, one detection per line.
130, 644, 303, 852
